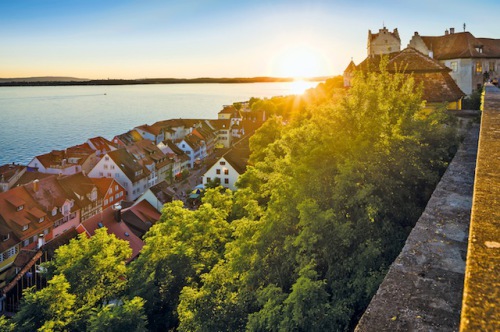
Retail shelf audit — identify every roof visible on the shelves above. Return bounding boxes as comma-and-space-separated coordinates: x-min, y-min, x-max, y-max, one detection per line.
57, 172, 101, 209
107, 148, 149, 182
90, 177, 115, 197
135, 123, 164, 136
0, 186, 51, 243
369, 27, 400, 42
87, 136, 116, 153
113, 130, 144, 146
344, 60, 357, 74
121, 200, 161, 238
206, 138, 250, 175
33, 144, 95, 169
82, 206, 143, 261
0, 164, 26, 185
23, 176, 70, 214
148, 181, 174, 205
353, 48, 465, 103
420, 32, 500, 60
125, 140, 171, 171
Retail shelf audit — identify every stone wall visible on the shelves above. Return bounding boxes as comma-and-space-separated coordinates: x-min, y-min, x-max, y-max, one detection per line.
460, 84, 500, 331
355, 121, 479, 331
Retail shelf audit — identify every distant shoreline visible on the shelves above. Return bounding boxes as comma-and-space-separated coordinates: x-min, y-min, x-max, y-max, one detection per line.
0, 76, 330, 87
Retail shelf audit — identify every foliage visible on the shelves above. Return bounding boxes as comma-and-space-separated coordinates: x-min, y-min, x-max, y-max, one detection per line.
127, 198, 233, 331
12, 274, 76, 332
87, 297, 148, 332
10, 70, 458, 331
462, 88, 482, 110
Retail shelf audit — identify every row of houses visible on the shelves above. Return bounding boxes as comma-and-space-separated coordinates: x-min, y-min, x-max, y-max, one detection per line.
0, 104, 264, 298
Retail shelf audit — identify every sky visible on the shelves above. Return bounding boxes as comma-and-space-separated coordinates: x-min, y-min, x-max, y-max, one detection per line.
1, 0, 499, 79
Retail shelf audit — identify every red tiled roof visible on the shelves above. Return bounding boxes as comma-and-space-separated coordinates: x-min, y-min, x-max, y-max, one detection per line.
421, 32, 500, 59
353, 48, 465, 103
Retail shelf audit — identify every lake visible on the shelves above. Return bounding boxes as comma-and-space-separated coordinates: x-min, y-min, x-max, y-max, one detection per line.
0, 82, 318, 165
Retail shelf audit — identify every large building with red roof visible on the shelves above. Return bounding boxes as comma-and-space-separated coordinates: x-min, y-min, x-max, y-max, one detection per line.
408, 28, 500, 95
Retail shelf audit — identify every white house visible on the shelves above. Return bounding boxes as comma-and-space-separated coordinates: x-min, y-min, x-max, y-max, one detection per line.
408, 29, 500, 95
134, 181, 174, 213
28, 144, 98, 176
175, 134, 206, 168
202, 146, 249, 191
88, 148, 149, 201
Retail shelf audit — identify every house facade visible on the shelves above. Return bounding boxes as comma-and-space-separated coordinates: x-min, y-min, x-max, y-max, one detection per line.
28, 144, 98, 176
57, 173, 103, 223
202, 144, 249, 191
0, 186, 53, 274
88, 149, 149, 201
91, 177, 126, 210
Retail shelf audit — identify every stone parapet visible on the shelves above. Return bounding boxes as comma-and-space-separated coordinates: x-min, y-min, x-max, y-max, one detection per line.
460, 85, 500, 331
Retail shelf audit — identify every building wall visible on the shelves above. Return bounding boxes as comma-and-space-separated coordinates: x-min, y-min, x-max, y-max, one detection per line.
368, 28, 400, 56
202, 157, 240, 191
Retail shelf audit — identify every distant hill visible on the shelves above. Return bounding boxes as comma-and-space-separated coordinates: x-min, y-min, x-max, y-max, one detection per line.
0, 76, 331, 86
0, 76, 89, 83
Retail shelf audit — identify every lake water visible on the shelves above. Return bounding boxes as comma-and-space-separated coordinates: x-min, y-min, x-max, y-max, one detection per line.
0, 82, 318, 165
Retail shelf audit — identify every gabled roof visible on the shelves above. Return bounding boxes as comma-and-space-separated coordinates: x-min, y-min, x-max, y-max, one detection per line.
420, 32, 500, 59
177, 134, 204, 151
344, 60, 357, 74
113, 130, 144, 146
107, 149, 149, 182
57, 172, 100, 209
125, 140, 171, 170
34, 144, 95, 169
121, 200, 161, 238
87, 136, 116, 153
0, 186, 51, 242
206, 138, 250, 175
90, 177, 116, 197
210, 119, 232, 130
23, 176, 75, 216
0, 164, 26, 185
148, 181, 174, 205
353, 48, 465, 103
135, 123, 164, 136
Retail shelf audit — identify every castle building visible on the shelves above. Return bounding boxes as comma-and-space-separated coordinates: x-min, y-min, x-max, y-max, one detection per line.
367, 26, 401, 56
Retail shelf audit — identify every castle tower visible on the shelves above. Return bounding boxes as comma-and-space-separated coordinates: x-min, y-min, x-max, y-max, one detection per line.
367, 26, 401, 57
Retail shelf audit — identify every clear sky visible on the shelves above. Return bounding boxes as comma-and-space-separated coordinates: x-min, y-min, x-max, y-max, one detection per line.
1, 0, 499, 79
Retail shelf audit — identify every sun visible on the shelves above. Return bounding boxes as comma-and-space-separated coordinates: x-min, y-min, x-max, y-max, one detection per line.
271, 45, 329, 79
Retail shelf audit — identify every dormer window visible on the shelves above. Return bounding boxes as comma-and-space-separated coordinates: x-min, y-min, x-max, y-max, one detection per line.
17, 205, 24, 211
52, 207, 57, 216
39, 216, 45, 223
90, 188, 97, 201
22, 225, 29, 231
2, 234, 9, 242
475, 46, 483, 53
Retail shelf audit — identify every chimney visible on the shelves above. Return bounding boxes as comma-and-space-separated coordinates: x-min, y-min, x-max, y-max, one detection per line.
445, 29, 449, 35
33, 179, 39, 193
113, 204, 122, 222
429, 51, 434, 59
450, 27, 455, 34
37, 234, 45, 249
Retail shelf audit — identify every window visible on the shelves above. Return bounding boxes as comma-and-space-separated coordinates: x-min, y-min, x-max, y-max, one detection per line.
52, 207, 57, 216
115, 193, 119, 199
105, 156, 109, 161
17, 205, 24, 212
115, 185, 118, 191
104, 164, 108, 170
224, 169, 229, 175
39, 216, 44, 223
104, 199, 108, 205
99, 172, 104, 177
450, 61, 458, 72
476, 62, 483, 73
22, 225, 29, 231
23, 239, 29, 247
224, 178, 229, 184
107, 172, 112, 177
110, 196, 114, 203
216, 169, 221, 175
119, 192, 123, 198
207, 177, 211, 182
220, 161, 226, 165
489, 61, 496, 72
108, 188, 113, 195
111, 165, 115, 170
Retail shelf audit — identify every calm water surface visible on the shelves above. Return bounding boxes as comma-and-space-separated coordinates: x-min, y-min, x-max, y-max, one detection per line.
0, 82, 318, 165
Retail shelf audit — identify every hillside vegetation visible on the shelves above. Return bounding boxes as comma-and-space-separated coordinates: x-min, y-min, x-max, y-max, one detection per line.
3, 64, 459, 331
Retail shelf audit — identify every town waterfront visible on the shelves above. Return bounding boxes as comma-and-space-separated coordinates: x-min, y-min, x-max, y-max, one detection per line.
0, 81, 318, 165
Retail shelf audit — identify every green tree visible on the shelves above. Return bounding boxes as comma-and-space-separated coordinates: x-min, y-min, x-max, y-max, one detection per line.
12, 274, 76, 332
88, 297, 148, 332
128, 200, 232, 331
